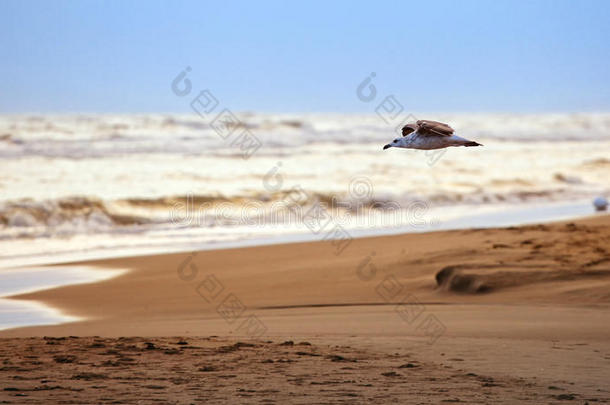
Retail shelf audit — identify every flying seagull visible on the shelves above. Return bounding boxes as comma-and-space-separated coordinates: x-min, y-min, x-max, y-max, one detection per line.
383, 120, 482, 150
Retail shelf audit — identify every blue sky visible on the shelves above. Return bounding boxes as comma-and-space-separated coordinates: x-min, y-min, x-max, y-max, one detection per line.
1, 0, 609, 113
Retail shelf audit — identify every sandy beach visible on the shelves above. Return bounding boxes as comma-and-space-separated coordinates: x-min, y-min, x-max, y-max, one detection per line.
1, 214, 609, 403
4, 2, 610, 403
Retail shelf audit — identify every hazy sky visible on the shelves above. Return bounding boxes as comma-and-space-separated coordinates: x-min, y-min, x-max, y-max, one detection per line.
2, 0, 610, 113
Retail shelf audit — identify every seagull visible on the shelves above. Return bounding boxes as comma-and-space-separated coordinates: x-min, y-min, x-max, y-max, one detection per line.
383, 120, 482, 150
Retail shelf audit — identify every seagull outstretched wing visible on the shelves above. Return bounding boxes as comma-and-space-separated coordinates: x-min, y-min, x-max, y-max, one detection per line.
401, 120, 454, 137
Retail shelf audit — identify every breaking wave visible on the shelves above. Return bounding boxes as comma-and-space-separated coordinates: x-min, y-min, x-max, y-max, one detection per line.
1, 185, 605, 241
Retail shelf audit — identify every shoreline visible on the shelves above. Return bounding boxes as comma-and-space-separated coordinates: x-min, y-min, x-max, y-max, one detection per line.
1, 212, 608, 336
0, 201, 601, 306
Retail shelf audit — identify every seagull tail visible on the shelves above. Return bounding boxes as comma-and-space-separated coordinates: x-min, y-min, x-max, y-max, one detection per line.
464, 141, 483, 147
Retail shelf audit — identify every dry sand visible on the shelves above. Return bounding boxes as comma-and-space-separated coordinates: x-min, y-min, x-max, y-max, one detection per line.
1, 215, 610, 404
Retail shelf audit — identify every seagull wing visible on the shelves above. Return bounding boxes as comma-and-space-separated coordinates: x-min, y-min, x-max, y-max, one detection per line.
401, 123, 418, 136
415, 120, 454, 137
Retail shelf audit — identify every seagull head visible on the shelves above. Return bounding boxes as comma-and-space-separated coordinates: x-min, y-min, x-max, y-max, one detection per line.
383, 138, 400, 150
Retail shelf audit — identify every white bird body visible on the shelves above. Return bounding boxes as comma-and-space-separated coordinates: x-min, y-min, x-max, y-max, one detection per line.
383, 120, 482, 151
398, 133, 477, 150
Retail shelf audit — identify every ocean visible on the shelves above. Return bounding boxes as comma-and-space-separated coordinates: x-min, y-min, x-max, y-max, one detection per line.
1, 112, 609, 268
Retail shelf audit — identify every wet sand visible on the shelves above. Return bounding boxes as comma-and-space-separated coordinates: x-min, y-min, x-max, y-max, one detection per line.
1, 215, 609, 403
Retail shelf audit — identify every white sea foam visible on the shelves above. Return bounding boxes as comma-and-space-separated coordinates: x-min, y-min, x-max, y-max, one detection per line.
0, 113, 608, 266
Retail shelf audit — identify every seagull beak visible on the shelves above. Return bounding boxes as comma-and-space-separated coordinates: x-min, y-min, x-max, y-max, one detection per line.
383, 144, 391, 150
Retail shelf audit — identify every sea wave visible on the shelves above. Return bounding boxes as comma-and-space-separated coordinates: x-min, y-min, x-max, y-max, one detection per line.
1, 184, 604, 241
1, 113, 610, 159
0, 197, 147, 230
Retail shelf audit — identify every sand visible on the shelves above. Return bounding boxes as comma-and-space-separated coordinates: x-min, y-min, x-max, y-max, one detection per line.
1, 215, 609, 403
